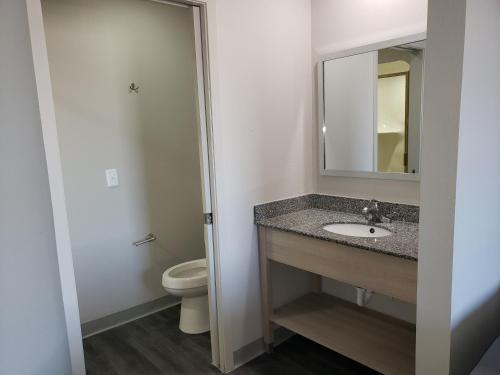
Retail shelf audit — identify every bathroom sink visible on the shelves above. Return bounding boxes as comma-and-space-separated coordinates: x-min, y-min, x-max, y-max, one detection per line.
322, 223, 392, 238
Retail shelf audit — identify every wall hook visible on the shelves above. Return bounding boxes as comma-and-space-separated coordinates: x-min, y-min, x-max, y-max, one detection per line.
129, 82, 139, 93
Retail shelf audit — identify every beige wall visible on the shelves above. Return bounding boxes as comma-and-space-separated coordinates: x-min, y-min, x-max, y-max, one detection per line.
311, 0, 427, 205
43, 0, 205, 323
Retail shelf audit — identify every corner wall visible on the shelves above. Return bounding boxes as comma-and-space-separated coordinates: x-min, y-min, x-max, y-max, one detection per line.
417, 0, 500, 373
450, 0, 500, 372
415, 0, 466, 372
206, 0, 313, 365
0, 1, 72, 374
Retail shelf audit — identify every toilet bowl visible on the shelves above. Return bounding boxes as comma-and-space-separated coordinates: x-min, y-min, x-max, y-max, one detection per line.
162, 258, 209, 334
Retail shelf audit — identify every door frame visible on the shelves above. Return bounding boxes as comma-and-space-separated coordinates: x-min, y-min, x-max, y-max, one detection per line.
377, 71, 411, 172
25, 0, 226, 373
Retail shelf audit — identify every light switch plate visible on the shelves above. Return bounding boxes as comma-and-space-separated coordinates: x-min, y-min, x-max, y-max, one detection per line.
105, 169, 119, 188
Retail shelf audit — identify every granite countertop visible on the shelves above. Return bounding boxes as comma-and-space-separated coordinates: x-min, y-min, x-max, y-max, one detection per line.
254, 195, 419, 261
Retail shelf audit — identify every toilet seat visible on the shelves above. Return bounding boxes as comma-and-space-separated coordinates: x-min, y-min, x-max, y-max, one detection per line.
162, 258, 210, 334
162, 258, 207, 290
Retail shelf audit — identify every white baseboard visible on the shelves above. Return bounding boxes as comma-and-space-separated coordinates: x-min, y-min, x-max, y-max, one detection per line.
232, 327, 294, 370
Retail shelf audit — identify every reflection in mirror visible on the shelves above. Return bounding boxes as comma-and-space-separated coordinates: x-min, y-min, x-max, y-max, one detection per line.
321, 40, 425, 178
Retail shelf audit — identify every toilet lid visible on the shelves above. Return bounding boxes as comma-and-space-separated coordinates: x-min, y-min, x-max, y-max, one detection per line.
162, 258, 207, 289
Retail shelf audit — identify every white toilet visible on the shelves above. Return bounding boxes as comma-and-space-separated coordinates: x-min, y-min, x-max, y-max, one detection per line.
162, 258, 209, 334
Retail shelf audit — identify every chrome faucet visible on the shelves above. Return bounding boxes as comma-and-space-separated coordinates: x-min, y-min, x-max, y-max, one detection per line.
362, 199, 383, 224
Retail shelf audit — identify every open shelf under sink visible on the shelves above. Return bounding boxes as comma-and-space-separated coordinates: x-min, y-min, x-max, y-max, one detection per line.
271, 293, 416, 375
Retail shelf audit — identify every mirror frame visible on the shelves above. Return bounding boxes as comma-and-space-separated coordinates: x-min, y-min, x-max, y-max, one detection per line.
318, 32, 426, 181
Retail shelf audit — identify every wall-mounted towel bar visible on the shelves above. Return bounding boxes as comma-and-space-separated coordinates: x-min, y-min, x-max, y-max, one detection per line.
133, 233, 156, 246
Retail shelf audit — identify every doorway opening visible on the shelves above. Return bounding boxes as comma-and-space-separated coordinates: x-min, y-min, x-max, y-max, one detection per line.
27, 0, 223, 372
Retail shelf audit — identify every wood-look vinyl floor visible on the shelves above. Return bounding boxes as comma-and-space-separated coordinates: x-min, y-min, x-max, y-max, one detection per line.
83, 305, 378, 375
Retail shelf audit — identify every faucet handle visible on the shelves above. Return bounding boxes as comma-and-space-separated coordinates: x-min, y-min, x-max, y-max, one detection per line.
363, 199, 382, 223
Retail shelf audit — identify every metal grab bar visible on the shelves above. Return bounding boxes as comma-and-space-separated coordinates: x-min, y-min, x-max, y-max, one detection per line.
133, 233, 156, 246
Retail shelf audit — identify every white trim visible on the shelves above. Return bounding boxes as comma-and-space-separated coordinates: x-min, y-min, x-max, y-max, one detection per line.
26, 0, 225, 373
318, 59, 326, 171
195, 3, 232, 370
150, 0, 189, 8
232, 327, 294, 369
318, 32, 425, 182
26, 1, 85, 373
417, 47, 426, 178
320, 169, 421, 181
372, 51, 379, 172
318, 33, 427, 63
192, 5, 220, 369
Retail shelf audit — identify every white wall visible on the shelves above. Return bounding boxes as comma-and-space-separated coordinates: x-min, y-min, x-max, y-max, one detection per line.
415, 0, 465, 371
417, 0, 500, 373
312, 0, 428, 204
206, 0, 313, 362
9, 1, 498, 374
450, 0, 500, 372
312, 0, 428, 58
208, 1, 428, 363
43, 0, 205, 323
0, 0, 72, 374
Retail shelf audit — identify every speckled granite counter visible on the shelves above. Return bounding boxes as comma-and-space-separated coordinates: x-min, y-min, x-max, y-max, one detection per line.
255, 194, 419, 261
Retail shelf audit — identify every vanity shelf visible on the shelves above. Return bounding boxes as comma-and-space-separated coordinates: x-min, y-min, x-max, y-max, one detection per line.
271, 293, 415, 375
258, 225, 418, 375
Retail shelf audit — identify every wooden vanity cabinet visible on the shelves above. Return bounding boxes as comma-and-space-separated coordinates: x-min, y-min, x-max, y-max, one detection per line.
258, 226, 418, 375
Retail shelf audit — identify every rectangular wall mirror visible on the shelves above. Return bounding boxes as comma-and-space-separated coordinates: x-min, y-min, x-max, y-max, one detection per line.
318, 36, 426, 180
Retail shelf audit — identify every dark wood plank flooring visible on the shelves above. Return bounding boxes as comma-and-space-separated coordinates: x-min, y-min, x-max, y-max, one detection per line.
83, 305, 378, 375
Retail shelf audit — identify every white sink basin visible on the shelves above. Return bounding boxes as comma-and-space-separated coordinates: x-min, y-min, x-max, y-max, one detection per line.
322, 223, 392, 238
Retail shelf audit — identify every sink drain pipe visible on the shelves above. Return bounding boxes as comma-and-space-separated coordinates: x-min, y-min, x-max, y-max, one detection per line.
356, 287, 373, 307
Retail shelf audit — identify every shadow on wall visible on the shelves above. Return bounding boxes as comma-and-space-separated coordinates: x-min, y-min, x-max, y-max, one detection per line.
134, 9, 205, 293
451, 285, 500, 375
